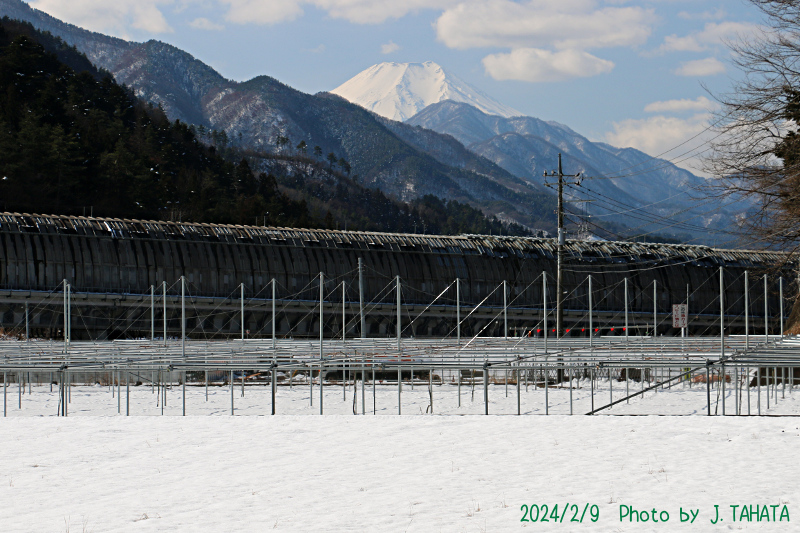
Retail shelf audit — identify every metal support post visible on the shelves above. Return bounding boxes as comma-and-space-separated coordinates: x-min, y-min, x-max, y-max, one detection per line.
503, 280, 507, 339
397, 366, 402, 415
181, 276, 186, 359
63, 279, 68, 350
764, 274, 769, 343
358, 257, 365, 339
162, 281, 167, 346
241, 282, 245, 341
483, 361, 489, 415
706, 362, 711, 416
588, 275, 593, 347
150, 285, 154, 341
396, 276, 401, 353
653, 280, 657, 337
271, 363, 276, 415
456, 278, 460, 346
624, 277, 628, 340
272, 278, 276, 349
780, 276, 784, 338
745, 271, 749, 352
543, 272, 548, 353
720, 267, 724, 362
342, 281, 346, 343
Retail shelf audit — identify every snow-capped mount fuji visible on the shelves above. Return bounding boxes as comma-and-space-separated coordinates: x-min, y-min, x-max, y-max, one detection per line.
331, 61, 520, 122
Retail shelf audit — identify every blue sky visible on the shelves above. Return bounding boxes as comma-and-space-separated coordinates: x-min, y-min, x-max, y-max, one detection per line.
27, 0, 763, 173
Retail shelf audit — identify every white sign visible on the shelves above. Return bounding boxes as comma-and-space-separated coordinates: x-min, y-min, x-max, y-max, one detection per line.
672, 304, 688, 328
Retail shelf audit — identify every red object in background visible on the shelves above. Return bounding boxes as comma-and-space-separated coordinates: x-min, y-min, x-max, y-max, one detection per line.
537, 329, 542, 333
610, 327, 615, 331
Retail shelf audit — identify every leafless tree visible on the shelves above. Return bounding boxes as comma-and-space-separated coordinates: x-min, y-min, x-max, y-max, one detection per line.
707, 0, 800, 256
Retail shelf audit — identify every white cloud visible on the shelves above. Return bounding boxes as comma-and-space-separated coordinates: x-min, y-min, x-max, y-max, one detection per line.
483, 48, 614, 82
220, 0, 304, 25
678, 8, 726, 21
659, 21, 760, 53
189, 17, 224, 30
605, 113, 712, 173
381, 41, 400, 54
217, 0, 455, 26
674, 57, 726, 77
312, 0, 456, 24
30, 0, 173, 35
435, 0, 655, 51
644, 96, 718, 114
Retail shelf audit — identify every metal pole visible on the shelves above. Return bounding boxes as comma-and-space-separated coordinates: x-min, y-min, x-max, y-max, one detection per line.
483, 361, 489, 415
271, 363, 276, 415
503, 280, 507, 340
569, 364, 573, 415
588, 275, 593, 348
545, 360, 549, 415
780, 276, 784, 338
63, 279, 67, 349
314, 272, 323, 407
358, 257, 365, 339
162, 281, 167, 347
397, 366, 402, 415
272, 278, 276, 349
342, 281, 346, 343
556, 154, 564, 338
706, 362, 711, 416
25, 301, 29, 342
653, 280, 657, 337
720, 266, 724, 367
543, 272, 548, 353
396, 276, 401, 353
362, 359, 366, 415
745, 271, 749, 352
181, 275, 186, 359
150, 285, 154, 341
456, 278, 460, 346
241, 282, 245, 341
66, 283, 70, 346
624, 277, 628, 340
516, 360, 521, 415
764, 274, 769, 343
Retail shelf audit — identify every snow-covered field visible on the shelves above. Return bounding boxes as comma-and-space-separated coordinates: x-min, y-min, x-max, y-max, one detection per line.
1, 381, 799, 532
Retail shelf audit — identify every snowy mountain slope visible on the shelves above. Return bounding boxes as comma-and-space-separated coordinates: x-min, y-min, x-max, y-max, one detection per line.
331, 62, 520, 122
408, 100, 740, 239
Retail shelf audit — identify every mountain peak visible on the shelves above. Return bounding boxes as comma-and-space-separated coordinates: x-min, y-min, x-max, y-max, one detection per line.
331, 61, 520, 122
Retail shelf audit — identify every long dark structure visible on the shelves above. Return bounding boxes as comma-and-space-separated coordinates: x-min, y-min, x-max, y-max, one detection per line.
0, 212, 795, 340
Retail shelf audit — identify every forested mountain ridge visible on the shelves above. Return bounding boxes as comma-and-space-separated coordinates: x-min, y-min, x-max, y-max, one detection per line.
0, 18, 530, 237
0, 0, 555, 231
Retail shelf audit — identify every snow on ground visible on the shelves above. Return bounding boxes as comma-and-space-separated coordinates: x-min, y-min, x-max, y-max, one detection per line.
1, 381, 799, 532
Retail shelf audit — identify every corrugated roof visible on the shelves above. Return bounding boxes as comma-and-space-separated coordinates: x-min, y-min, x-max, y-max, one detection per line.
0, 211, 790, 266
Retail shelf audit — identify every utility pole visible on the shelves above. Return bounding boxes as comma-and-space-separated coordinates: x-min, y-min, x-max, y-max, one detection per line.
544, 154, 583, 338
